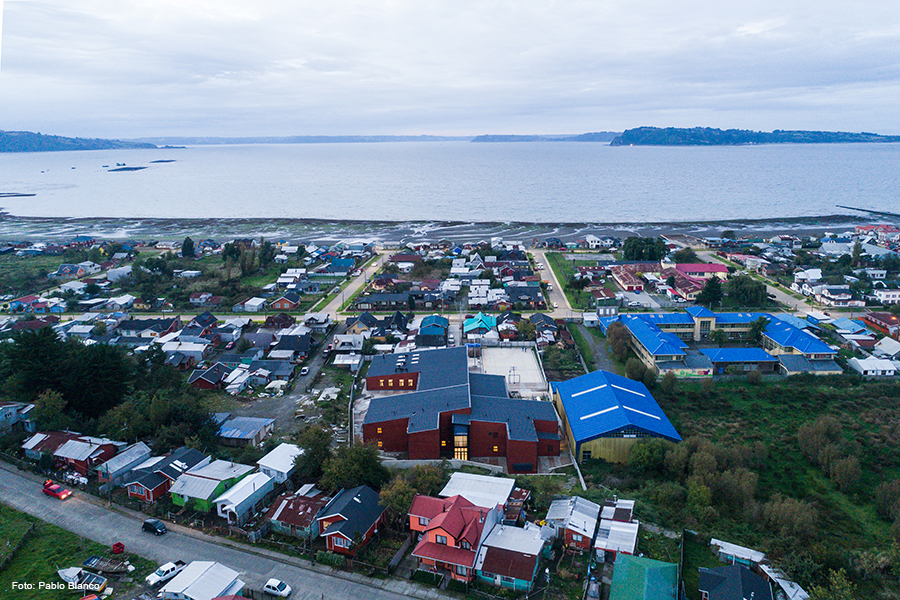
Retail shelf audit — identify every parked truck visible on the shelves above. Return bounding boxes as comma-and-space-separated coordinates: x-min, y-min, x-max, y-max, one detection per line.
145, 560, 186, 586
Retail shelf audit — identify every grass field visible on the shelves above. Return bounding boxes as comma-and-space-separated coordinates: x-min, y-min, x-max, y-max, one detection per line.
568, 325, 596, 372
545, 252, 602, 310
680, 532, 722, 600
0, 503, 155, 600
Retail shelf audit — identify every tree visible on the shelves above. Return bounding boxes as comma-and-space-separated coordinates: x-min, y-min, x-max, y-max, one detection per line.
408, 464, 447, 496
672, 248, 698, 263
851, 240, 863, 268
695, 276, 723, 306
722, 230, 736, 239
625, 357, 646, 381
809, 569, 856, 600
830, 456, 860, 491
607, 322, 631, 362
725, 275, 767, 306
665, 275, 676, 288
515, 320, 536, 341
181, 237, 195, 258
31, 389, 75, 431
660, 371, 678, 395
629, 438, 669, 473
84, 282, 101, 296
258, 239, 275, 267
748, 316, 769, 344
710, 329, 728, 347
622, 237, 667, 261
293, 426, 333, 482
875, 480, 900, 520
319, 443, 390, 492
379, 476, 417, 528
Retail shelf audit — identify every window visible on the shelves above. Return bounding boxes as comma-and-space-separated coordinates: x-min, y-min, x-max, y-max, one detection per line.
436, 535, 447, 545
441, 440, 447, 447
376, 427, 382, 434
408, 379, 414, 387
548, 445, 554, 453
572, 534, 583, 542
501, 576, 515, 585
333, 536, 349, 548
419, 517, 429, 526
380, 379, 384, 387
582, 450, 592, 461
377, 440, 383, 448
460, 540, 470, 550
455, 565, 467, 576
399, 379, 405, 387
492, 446, 499, 453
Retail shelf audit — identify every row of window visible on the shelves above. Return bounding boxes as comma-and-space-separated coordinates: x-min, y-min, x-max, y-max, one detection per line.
377, 378, 416, 388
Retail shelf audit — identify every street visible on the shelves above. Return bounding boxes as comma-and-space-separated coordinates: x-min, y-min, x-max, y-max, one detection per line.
0, 465, 428, 600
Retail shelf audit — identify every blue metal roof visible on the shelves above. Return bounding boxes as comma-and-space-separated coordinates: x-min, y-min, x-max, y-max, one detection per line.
553, 371, 681, 445
772, 313, 819, 331
685, 306, 716, 318
700, 348, 777, 363
763, 320, 835, 356
625, 317, 687, 358
713, 312, 769, 324
830, 317, 868, 333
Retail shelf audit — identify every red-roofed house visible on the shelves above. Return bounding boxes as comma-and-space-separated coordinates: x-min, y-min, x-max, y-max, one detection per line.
409, 494, 500, 584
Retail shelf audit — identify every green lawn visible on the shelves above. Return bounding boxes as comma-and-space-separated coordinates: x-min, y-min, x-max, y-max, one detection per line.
0, 503, 155, 600
568, 326, 596, 372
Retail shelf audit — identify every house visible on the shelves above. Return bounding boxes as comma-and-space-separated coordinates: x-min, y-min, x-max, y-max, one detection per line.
316, 485, 386, 555
544, 496, 601, 552
594, 518, 639, 561
416, 314, 450, 347
875, 289, 900, 305
125, 447, 211, 503
49, 264, 86, 279
257, 443, 302, 483
95, 441, 152, 486
463, 312, 497, 339
169, 460, 255, 512
117, 317, 181, 338
21, 431, 83, 462
346, 312, 380, 336
553, 370, 681, 463
474, 523, 546, 592
188, 362, 233, 390
189, 311, 219, 329
362, 347, 560, 473
266, 484, 330, 540
53, 437, 124, 475
214, 472, 274, 526
875, 336, 900, 359
698, 565, 773, 600
438, 473, 518, 511
159, 561, 245, 600
863, 311, 900, 338
271, 293, 302, 311
609, 555, 678, 600
409, 494, 500, 584
0, 401, 34, 433
268, 334, 312, 362
848, 357, 897, 377
217, 414, 275, 447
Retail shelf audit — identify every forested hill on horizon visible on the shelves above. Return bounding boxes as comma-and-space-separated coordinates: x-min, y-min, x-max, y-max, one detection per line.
610, 127, 900, 146
0, 130, 157, 152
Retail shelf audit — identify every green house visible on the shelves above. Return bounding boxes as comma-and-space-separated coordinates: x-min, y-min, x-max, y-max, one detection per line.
609, 554, 677, 600
169, 460, 254, 512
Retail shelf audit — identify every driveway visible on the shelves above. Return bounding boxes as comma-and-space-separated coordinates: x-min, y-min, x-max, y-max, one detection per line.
0, 465, 432, 600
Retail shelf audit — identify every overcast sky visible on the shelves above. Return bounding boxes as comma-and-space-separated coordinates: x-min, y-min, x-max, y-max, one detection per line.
1, 0, 899, 138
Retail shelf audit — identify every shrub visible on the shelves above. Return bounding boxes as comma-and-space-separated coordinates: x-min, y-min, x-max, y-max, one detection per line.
875, 480, 900, 520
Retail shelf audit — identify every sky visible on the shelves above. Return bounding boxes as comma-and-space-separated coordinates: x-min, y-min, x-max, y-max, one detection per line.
1, 0, 899, 138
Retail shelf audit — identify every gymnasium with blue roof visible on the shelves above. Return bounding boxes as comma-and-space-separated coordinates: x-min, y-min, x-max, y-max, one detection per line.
552, 370, 681, 463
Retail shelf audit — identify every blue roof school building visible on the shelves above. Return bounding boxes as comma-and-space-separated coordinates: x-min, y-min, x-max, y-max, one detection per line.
599, 309, 840, 377
552, 370, 681, 463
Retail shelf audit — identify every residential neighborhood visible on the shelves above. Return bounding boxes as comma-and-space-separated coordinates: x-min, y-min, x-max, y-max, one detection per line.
0, 225, 899, 600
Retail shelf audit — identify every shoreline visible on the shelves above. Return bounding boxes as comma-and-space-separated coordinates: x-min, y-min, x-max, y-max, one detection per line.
0, 211, 892, 244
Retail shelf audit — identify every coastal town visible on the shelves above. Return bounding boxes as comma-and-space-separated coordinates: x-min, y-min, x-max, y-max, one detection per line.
1, 222, 900, 600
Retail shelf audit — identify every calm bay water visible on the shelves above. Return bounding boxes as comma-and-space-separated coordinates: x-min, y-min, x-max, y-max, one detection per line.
0, 142, 898, 223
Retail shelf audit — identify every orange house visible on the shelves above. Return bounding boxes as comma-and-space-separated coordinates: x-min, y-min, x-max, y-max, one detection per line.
409, 495, 498, 583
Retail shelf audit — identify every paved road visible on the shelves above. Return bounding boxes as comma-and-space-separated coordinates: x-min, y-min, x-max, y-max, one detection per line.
323, 252, 386, 317
0, 465, 434, 600
699, 251, 810, 314
529, 249, 573, 318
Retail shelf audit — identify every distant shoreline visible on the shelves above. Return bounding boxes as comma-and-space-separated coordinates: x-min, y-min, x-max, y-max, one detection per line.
0, 211, 890, 244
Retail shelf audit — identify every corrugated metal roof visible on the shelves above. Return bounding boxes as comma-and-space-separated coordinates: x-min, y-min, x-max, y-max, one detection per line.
161, 561, 243, 600
439, 473, 514, 510
553, 371, 681, 445
257, 443, 302, 474
700, 348, 777, 363
609, 554, 677, 600
213, 473, 273, 510
54, 439, 104, 461
95, 441, 151, 474
594, 519, 639, 554
545, 496, 601, 539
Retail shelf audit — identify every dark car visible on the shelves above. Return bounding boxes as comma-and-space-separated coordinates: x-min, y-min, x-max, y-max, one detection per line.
42, 479, 72, 500
142, 518, 167, 536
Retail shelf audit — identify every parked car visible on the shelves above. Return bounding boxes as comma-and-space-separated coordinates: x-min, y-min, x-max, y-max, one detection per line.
299, 366, 310, 376
42, 479, 72, 500
145, 560, 186, 586
142, 518, 167, 536
264, 578, 292, 597
628, 301, 642, 307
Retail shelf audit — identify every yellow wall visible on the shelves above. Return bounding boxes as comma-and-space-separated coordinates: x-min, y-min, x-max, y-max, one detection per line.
578, 437, 642, 464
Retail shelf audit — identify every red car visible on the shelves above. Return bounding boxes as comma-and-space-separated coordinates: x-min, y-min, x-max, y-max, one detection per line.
43, 479, 73, 500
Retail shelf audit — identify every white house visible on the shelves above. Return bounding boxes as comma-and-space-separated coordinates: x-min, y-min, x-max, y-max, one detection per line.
107, 265, 133, 282
77, 261, 101, 275
243, 297, 267, 312
875, 289, 900, 305
256, 443, 302, 483
214, 472, 274, 525
848, 357, 897, 377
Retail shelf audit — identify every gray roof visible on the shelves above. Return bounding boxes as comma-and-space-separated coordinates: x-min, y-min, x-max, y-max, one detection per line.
469, 396, 558, 442
366, 346, 469, 390
318, 485, 385, 541
95, 441, 151, 475
699, 565, 773, 600
777, 354, 843, 373
545, 496, 601, 539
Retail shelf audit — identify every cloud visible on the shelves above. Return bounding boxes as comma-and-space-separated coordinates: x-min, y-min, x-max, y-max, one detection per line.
2, 0, 900, 136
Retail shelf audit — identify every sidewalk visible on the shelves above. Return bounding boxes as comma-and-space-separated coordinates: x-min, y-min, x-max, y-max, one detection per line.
1, 461, 448, 600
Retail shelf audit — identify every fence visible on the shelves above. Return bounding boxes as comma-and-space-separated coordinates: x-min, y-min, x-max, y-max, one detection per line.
387, 534, 412, 574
